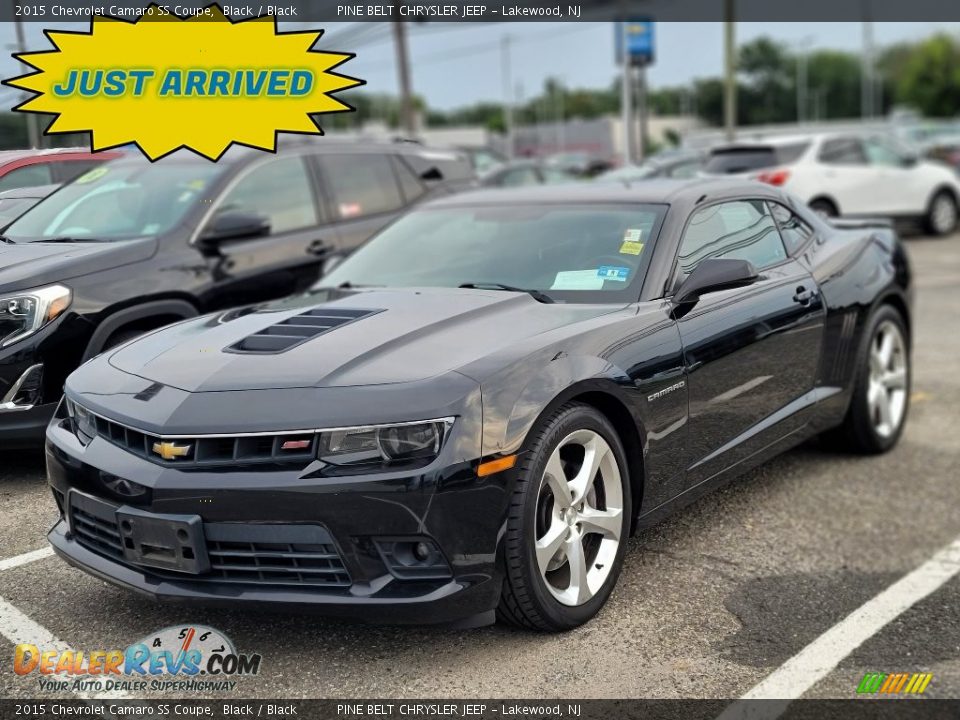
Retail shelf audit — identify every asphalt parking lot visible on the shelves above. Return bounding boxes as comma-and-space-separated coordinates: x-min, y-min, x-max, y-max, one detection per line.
1, 230, 959, 702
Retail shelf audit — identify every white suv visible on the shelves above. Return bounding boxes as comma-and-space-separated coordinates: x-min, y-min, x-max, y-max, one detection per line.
703, 133, 960, 235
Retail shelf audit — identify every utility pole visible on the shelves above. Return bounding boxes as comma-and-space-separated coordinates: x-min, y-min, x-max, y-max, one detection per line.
861, 12, 875, 119
795, 36, 813, 123
392, 19, 416, 138
620, 22, 634, 165
501, 34, 513, 159
636, 64, 648, 162
13, 10, 40, 149
723, 0, 736, 142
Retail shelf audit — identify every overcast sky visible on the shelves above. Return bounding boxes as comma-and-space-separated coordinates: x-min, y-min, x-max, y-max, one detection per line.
1, 21, 957, 111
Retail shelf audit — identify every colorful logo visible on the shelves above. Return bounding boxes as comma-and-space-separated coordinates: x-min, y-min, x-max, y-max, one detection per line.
3, 3, 362, 160
14, 625, 260, 693
857, 672, 933, 695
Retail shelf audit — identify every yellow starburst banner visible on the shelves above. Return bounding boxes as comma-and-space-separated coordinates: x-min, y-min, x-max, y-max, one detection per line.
2, 4, 363, 160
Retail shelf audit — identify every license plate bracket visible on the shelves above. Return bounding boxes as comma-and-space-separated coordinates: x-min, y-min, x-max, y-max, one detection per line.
115, 506, 210, 575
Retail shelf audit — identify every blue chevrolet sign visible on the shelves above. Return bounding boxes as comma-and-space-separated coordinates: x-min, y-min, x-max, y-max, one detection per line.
615, 20, 655, 66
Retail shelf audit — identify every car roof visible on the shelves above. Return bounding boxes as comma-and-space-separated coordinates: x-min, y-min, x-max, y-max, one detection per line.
425, 177, 775, 207
0, 147, 112, 165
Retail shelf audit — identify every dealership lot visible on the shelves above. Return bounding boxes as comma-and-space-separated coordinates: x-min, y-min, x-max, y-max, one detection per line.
1, 232, 959, 701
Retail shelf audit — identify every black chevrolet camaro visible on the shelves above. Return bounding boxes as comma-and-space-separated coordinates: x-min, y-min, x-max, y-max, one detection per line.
45, 179, 912, 631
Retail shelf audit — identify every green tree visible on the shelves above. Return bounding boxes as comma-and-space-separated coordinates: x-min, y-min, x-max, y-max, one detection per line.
892, 34, 960, 117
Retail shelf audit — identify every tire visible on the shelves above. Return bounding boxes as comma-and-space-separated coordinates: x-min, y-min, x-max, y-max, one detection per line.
809, 198, 838, 219
828, 305, 911, 454
103, 328, 146, 350
497, 402, 632, 631
924, 189, 958, 236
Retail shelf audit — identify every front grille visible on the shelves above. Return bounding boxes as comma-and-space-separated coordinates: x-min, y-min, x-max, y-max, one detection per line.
86, 411, 316, 468
226, 307, 381, 354
69, 493, 350, 590
70, 500, 124, 560
205, 524, 351, 588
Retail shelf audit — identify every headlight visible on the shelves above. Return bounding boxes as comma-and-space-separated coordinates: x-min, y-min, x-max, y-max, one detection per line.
0, 285, 72, 347
318, 419, 453, 466
65, 398, 98, 442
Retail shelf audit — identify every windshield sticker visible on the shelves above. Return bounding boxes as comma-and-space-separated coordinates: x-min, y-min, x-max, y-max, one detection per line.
619, 240, 644, 255
598, 266, 630, 282
623, 228, 643, 243
74, 166, 109, 184
551, 270, 605, 290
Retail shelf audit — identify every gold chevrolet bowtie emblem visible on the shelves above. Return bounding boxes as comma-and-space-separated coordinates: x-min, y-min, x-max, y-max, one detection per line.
152, 441, 192, 461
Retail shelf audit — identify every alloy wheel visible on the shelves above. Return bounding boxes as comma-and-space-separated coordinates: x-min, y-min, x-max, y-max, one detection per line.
931, 194, 957, 235
868, 320, 908, 439
534, 429, 623, 607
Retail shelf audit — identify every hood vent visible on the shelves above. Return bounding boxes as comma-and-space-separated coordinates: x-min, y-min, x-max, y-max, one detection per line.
226, 307, 382, 354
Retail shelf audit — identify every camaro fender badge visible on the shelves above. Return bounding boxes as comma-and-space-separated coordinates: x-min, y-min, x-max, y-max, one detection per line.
648, 380, 686, 402
152, 441, 192, 461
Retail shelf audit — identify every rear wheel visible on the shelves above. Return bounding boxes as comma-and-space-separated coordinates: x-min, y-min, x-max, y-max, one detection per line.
810, 198, 838, 219
924, 190, 958, 236
828, 305, 910, 454
498, 403, 631, 631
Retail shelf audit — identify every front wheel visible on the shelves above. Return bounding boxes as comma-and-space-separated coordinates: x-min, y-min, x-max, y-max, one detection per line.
498, 403, 631, 631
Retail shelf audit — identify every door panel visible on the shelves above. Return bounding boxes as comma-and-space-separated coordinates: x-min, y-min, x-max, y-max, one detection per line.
672, 200, 826, 485
201, 156, 327, 309
814, 137, 876, 215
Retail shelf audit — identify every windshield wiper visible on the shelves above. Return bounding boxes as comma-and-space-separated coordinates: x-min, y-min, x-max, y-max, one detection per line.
459, 282, 555, 304
0, 235, 14, 244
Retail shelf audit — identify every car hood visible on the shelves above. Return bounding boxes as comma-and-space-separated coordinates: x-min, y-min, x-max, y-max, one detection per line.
107, 287, 624, 392
0, 238, 155, 293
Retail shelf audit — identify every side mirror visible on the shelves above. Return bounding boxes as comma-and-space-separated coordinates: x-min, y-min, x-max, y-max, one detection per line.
199, 211, 270, 249
901, 154, 919, 168
673, 258, 759, 307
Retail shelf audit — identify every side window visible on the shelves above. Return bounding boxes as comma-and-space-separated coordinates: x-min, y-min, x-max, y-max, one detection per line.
0, 163, 54, 192
818, 138, 867, 165
863, 137, 906, 167
392, 156, 425, 204
768, 202, 815, 255
677, 200, 787, 279
321, 154, 404, 219
501, 167, 540, 187
54, 160, 101, 184
216, 157, 318, 234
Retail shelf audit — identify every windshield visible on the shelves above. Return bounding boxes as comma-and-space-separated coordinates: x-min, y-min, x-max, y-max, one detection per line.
4, 159, 225, 242
321, 203, 666, 303
0, 197, 42, 226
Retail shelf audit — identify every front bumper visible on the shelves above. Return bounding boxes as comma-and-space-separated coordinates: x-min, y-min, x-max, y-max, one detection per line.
44, 404, 509, 625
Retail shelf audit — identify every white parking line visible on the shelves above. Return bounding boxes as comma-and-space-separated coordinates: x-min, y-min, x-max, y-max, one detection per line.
0, 546, 53, 572
718, 534, 960, 718
0, 595, 129, 700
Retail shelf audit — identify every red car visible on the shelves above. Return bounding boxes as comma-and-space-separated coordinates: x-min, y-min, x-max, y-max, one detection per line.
0, 148, 122, 192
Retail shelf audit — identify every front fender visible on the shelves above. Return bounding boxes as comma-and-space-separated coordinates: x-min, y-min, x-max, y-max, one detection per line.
487, 353, 632, 456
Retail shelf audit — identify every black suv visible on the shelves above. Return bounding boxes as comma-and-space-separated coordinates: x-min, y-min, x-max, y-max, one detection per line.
0, 141, 474, 447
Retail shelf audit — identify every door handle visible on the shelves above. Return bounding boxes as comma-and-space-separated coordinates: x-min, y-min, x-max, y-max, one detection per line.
307, 239, 329, 256
793, 285, 814, 305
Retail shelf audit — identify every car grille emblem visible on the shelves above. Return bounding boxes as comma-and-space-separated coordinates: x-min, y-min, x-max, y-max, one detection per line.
152, 441, 192, 461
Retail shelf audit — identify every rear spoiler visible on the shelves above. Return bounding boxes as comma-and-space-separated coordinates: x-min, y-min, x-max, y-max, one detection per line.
828, 217, 893, 230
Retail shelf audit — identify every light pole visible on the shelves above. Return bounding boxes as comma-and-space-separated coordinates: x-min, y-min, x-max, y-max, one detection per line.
13, 9, 40, 148
501, 34, 513, 159
723, 0, 737, 142
392, 19, 416, 137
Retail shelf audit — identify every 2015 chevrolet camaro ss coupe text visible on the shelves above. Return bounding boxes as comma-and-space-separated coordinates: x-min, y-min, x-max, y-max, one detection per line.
45, 180, 913, 631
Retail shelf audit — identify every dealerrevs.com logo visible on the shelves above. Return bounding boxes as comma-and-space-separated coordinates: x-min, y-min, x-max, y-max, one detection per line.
14, 625, 261, 693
